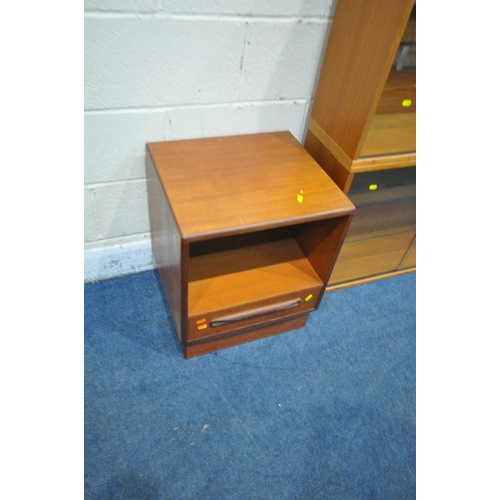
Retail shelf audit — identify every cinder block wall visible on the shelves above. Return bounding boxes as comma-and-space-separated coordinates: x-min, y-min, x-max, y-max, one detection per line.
84, 0, 336, 282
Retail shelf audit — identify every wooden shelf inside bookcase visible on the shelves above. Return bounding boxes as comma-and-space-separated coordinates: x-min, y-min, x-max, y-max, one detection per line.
376, 68, 416, 114
359, 113, 415, 158
356, 68, 416, 168
188, 236, 323, 317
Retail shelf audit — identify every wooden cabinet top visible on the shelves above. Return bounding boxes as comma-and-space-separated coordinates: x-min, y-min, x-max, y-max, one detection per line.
147, 132, 355, 240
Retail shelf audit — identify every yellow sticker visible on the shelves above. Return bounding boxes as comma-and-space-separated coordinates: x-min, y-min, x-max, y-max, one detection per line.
297, 194, 304, 203
196, 318, 207, 325
369, 184, 378, 191
402, 99, 412, 107
197, 324, 208, 330
305, 294, 313, 301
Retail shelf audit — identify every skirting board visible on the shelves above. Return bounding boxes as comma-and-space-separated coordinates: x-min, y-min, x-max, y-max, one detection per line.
84, 237, 154, 283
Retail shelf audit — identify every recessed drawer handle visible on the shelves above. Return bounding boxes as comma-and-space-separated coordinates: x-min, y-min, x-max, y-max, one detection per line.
211, 298, 302, 327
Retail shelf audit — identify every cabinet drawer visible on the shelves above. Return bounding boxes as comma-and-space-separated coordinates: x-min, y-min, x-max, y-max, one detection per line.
188, 286, 322, 341
328, 232, 415, 285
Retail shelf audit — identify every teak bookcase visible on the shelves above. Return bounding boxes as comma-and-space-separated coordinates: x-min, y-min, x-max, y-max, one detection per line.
146, 132, 355, 358
304, 0, 416, 289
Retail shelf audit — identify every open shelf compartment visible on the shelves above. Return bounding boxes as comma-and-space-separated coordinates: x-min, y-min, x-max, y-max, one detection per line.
186, 216, 349, 340
188, 227, 321, 316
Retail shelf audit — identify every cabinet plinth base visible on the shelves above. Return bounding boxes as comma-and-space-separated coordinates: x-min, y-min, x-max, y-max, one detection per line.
183, 314, 308, 359
326, 267, 415, 291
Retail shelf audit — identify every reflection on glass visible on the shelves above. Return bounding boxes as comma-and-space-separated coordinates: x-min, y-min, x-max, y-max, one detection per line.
394, 4, 416, 70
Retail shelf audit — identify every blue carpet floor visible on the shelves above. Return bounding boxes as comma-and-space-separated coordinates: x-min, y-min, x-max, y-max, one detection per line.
84, 270, 416, 499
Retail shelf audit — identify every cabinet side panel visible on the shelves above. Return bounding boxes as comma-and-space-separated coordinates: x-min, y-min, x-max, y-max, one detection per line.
304, 130, 354, 192
146, 151, 183, 341
292, 215, 353, 296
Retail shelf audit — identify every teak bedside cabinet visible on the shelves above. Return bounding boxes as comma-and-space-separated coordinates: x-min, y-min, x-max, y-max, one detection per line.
146, 132, 355, 358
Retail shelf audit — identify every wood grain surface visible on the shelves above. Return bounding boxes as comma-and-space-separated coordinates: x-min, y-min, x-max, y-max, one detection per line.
308, 0, 415, 160
147, 132, 355, 240
188, 235, 322, 317
146, 131, 356, 357
184, 314, 308, 358
328, 231, 415, 285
